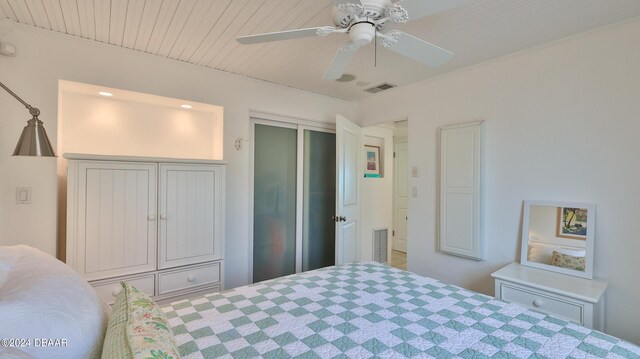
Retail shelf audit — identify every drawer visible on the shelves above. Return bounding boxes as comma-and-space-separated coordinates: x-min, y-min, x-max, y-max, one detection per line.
499, 282, 583, 324
158, 262, 220, 295
92, 274, 155, 305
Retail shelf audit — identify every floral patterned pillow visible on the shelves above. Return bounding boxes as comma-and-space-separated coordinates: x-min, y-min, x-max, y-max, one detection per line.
101, 282, 180, 359
550, 251, 585, 271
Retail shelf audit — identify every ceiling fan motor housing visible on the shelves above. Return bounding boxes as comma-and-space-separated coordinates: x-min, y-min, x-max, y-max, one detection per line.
360, 0, 393, 18
333, 0, 393, 28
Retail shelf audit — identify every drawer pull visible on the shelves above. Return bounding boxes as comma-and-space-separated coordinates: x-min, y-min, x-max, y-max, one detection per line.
187, 275, 195, 283
532, 299, 543, 308
112, 288, 121, 297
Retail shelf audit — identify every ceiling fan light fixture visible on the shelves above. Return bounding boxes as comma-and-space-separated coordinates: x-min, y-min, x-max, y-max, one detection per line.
349, 22, 376, 46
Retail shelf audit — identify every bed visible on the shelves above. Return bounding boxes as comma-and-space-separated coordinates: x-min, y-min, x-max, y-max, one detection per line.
2, 246, 639, 359
162, 262, 639, 359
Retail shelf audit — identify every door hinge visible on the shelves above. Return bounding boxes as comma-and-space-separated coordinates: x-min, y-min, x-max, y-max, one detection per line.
393, 152, 396, 158
392, 230, 395, 236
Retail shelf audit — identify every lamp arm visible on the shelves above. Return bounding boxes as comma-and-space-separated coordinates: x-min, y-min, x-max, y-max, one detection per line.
0, 80, 40, 117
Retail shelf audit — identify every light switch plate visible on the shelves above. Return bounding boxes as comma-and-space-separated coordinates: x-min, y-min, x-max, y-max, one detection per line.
412, 166, 418, 177
16, 187, 31, 204
412, 186, 418, 198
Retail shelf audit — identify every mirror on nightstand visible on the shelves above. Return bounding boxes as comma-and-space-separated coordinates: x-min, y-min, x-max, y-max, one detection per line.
520, 200, 596, 279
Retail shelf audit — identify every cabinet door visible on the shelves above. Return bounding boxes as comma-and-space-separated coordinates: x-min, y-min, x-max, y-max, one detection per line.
76, 162, 158, 280
439, 122, 484, 260
159, 164, 224, 269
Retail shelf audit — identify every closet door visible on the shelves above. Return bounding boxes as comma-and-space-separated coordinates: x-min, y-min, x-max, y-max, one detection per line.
159, 164, 223, 269
252, 124, 298, 282
77, 162, 157, 281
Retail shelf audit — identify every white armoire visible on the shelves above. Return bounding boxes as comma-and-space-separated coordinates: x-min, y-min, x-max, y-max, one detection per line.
65, 154, 225, 304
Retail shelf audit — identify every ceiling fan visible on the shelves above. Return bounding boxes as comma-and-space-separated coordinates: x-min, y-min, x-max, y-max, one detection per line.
236, 0, 470, 81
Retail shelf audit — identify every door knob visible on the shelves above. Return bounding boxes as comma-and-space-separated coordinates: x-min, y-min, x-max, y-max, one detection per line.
160, 214, 167, 220
148, 215, 156, 221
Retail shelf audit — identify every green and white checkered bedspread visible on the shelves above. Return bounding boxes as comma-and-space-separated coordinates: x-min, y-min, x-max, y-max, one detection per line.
162, 262, 639, 358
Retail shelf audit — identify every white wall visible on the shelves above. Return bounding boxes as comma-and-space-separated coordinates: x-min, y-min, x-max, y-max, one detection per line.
355, 18, 640, 344
360, 125, 394, 262
0, 24, 354, 289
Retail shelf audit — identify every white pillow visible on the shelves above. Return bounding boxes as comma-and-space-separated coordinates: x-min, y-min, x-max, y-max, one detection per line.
0, 245, 110, 359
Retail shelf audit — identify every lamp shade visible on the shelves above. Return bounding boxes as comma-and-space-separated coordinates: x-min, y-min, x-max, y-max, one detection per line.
13, 117, 56, 156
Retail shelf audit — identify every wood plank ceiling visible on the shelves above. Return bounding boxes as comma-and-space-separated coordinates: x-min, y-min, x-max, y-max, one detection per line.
1, 0, 639, 101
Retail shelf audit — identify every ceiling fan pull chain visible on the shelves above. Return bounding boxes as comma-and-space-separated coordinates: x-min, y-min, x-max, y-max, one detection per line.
374, 20, 377, 68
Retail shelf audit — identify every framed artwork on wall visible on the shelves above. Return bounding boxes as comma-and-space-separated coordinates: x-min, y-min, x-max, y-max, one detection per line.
365, 145, 380, 176
556, 206, 589, 240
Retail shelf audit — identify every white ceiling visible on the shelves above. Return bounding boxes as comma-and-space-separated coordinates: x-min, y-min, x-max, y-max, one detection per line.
1, 0, 639, 101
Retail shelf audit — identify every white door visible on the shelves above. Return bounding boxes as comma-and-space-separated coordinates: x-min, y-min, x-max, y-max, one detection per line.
159, 164, 223, 269
393, 141, 408, 253
335, 115, 361, 264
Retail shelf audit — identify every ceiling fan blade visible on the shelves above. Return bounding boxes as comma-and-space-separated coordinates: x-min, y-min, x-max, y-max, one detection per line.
322, 44, 358, 81
237, 27, 333, 45
396, 0, 472, 22
382, 31, 453, 67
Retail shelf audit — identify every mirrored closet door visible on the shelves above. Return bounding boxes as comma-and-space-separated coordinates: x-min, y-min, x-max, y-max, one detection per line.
252, 120, 336, 283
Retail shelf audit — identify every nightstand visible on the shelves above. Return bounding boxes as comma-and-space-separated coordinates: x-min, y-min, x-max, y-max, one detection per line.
491, 262, 608, 330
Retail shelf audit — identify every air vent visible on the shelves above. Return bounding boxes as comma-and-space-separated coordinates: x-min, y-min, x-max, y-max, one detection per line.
364, 83, 397, 94
373, 228, 388, 263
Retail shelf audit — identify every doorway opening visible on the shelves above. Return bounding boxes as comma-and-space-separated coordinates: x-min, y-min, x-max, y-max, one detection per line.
391, 120, 408, 270
359, 119, 409, 271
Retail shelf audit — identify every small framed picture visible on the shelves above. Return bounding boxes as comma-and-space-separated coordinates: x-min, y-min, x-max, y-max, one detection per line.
365, 145, 381, 175
556, 207, 588, 240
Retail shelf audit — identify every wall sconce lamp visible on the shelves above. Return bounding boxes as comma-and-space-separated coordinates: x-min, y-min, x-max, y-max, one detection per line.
1, 80, 56, 156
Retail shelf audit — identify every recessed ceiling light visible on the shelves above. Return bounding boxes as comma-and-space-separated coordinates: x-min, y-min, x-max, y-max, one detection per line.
181, 104, 192, 109
98, 91, 113, 97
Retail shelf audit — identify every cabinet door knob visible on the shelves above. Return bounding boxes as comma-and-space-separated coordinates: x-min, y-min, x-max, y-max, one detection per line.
160, 214, 167, 220
532, 299, 543, 308
187, 275, 195, 283
148, 215, 156, 221
112, 288, 121, 297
